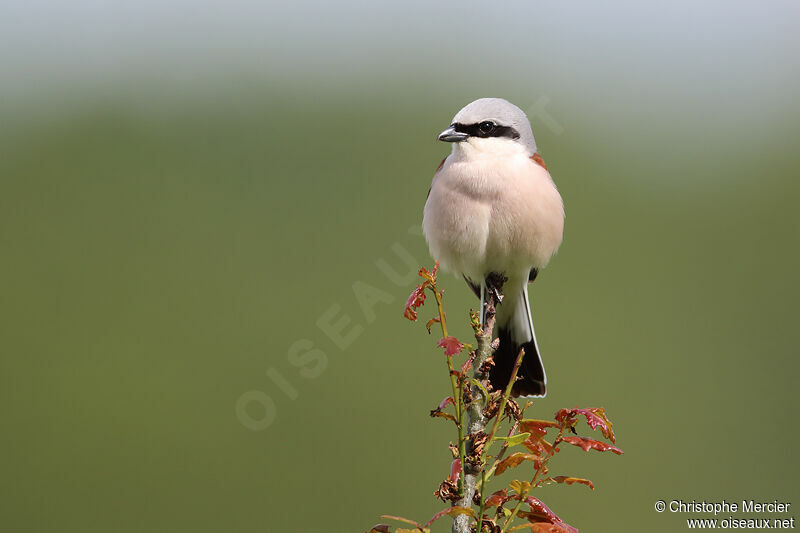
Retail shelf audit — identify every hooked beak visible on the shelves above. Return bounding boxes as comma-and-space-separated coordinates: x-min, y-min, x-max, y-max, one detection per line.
437, 126, 469, 143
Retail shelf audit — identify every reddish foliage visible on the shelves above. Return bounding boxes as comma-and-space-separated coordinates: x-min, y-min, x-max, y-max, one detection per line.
495, 453, 540, 475
520, 419, 559, 439
555, 408, 615, 443
403, 262, 439, 321
550, 476, 594, 490
438, 396, 455, 411
484, 489, 510, 508
519, 497, 578, 533
526, 524, 578, 533
522, 433, 555, 457
561, 436, 623, 455
437, 336, 465, 357
404, 285, 427, 321
418, 262, 439, 283
375, 265, 623, 533
460, 352, 475, 375
448, 458, 462, 483
430, 396, 456, 422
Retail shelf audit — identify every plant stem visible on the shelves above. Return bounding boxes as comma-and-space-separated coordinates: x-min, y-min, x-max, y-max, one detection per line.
498, 410, 566, 533
453, 279, 504, 533
483, 419, 520, 481
531, 426, 565, 489
431, 287, 459, 419
430, 284, 468, 497
500, 487, 529, 533
486, 348, 525, 447
476, 471, 488, 533
476, 349, 524, 533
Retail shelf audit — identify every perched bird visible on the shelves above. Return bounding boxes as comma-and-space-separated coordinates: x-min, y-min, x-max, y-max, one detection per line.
423, 98, 564, 397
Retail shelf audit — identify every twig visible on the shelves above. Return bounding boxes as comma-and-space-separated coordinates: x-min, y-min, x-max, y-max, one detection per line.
429, 282, 468, 496
453, 279, 503, 533
500, 488, 529, 533
476, 349, 524, 533
487, 348, 525, 446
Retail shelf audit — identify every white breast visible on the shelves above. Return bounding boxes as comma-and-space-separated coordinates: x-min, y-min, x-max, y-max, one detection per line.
422, 147, 564, 282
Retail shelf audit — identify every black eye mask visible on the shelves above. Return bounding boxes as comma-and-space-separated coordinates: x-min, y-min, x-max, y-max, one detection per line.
451, 121, 521, 140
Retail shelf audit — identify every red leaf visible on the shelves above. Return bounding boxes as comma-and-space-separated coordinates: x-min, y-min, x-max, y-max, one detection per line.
555, 407, 616, 443
437, 336, 465, 357
438, 396, 455, 411
522, 496, 560, 523
484, 489, 509, 508
520, 419, 559, 439
522, 434, 555, 457
430, 396, 457, 423
366, 525, 391, 533
404, 284, 428, 321
422, 506, 474, 528
381, 515, 422, 529
519, 497, 578, 533
418, 261, 439, 283
508, 525, 575, 533
495, 453, 541, 475
448, 458, 462, 483
425, 316, 441, 333
562, 436, 623, 454
460, 352, 475, 375
585, 407, 615, 442
550, 475, 594, 490
526, 524, 578, 533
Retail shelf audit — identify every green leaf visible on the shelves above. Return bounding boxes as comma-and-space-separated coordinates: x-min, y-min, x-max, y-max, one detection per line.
494, 432, 531, 447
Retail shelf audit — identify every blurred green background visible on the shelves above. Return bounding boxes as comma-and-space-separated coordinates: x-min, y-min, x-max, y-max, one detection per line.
1, 2, 799, 532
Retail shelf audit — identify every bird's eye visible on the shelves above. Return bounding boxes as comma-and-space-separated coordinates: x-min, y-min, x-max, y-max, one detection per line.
479, 121, 495, 134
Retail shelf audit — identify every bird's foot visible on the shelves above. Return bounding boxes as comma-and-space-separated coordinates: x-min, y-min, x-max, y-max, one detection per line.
485, 272, 508, 304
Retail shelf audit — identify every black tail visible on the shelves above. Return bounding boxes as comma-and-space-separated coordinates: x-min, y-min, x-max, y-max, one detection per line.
490, 327, 546, 397
487, 284, 547, 397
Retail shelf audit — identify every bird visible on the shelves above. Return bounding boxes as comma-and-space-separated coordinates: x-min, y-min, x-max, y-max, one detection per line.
423, 98, 564, 397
